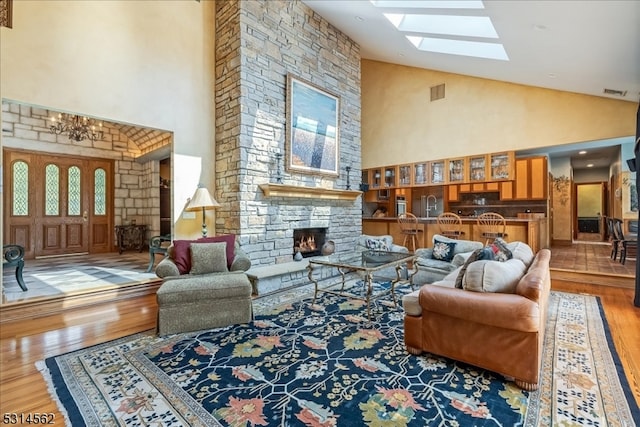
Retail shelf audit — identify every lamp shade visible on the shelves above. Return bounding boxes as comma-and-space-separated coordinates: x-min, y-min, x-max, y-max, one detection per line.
186, 185, 220, 211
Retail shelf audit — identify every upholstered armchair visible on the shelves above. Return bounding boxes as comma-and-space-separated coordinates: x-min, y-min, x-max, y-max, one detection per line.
355, 234, 409, 281
154, 235, 253, 336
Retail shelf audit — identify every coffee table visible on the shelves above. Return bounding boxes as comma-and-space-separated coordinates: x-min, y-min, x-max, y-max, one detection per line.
306, 250, 417, 319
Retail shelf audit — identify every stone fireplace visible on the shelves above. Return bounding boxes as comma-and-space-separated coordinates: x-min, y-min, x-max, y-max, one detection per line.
293, 227, 327, 258
214, 1, 362, 269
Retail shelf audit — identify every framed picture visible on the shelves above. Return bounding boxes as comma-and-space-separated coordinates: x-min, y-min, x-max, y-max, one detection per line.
622, 171, 638, 217
286, 74, 340, 176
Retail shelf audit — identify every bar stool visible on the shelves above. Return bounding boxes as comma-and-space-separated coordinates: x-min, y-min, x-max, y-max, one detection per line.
437, 212, 464, 239
477, 212, 507, 246
398, 213, 419, 252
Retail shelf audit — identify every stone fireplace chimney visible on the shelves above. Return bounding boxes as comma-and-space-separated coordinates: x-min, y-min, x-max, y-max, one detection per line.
214, 0, 362, 268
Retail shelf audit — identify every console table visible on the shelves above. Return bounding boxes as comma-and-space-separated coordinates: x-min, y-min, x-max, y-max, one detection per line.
115, 224, 147, 254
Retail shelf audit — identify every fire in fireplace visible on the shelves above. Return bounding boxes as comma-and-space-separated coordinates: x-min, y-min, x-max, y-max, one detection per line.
293, 227, 327, 258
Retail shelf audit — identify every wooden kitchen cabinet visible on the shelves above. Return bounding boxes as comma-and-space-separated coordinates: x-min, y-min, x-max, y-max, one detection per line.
447, 184, 460, 202
413, 162, 428, 186
447, 157, 466, 183
397, 164, 412, 187
512, 156, 548, 200
468, 155, 488, 182
489, 152, 514, 181
429, 160, 446, 185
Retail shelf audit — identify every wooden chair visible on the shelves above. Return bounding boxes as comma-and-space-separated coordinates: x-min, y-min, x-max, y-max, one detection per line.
613, 218, 637, 265
3, 244, 27, 291
147, 234, 172, 272
605, 217, 620, 260
437, 212, 464, 239
476, 212, 507, 246
398, 213, 419, 252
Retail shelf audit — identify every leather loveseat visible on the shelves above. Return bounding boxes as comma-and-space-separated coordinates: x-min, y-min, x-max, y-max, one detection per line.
402, 242, 551, 390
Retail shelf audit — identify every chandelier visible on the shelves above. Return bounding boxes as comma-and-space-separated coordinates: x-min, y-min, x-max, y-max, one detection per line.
50, 113, 104, 142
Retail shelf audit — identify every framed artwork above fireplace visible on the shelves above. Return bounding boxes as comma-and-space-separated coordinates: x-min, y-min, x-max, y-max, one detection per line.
286, 73, 340, 177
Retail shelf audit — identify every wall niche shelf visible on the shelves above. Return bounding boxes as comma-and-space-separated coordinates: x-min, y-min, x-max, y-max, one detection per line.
259, 183, 361, 201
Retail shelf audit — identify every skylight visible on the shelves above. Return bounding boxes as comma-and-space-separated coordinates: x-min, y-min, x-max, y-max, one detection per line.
372, 0, 509, 61
371, 0, 485, 9
385, 14, 498, 39
407, 36, 508, 60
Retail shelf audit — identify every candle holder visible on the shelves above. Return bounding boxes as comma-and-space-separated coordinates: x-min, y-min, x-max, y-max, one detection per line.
274, 152, 283, 184
345, 165, 352, 190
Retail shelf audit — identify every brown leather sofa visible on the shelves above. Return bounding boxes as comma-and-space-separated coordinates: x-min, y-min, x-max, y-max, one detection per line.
403, 247, 551, 390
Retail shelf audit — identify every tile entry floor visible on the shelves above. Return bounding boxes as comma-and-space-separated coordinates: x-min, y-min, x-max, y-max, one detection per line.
2, 251, 158, 304
549, 241, 636, 276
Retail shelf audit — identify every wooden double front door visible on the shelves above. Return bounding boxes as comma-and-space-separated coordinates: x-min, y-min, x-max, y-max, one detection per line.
3, 149, 114, 259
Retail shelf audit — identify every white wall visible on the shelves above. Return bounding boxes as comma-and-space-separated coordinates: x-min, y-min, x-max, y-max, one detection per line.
0, 0, 216, 239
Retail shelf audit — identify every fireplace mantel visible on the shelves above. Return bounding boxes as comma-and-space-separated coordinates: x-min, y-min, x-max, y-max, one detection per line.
259, 183, 361, 201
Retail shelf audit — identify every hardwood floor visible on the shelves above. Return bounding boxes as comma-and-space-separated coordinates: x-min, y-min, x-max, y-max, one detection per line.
1, 281, 639, 422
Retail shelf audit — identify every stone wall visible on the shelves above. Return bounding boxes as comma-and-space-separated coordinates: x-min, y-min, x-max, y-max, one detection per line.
215, 0, 362, 267
1, 101, 165, 237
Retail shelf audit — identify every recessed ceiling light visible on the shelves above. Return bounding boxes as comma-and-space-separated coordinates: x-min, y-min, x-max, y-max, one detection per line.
579, 150, 587, 155
587, 163, 594, 168
533, 24, 547, 31
547, 73, 556, 78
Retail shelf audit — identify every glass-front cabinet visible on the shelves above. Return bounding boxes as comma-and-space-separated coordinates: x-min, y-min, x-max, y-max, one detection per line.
413, 162, 428, 186
361, 170, 369, 188
429, 160, 446, 185
370, 168, 382, 189
383, 166, 396, 187
489, 152, 513, 181
397, 164, 412, 187
447, 158, 466, 183
469, 155, 487, 182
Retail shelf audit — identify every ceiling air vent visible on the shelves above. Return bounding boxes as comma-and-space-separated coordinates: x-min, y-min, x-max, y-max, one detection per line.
603, 88, 627, 97
431, 84, 445, 102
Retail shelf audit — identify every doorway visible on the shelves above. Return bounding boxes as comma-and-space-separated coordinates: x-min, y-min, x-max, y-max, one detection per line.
3, 149, 114, 258
574, 182, 606, 242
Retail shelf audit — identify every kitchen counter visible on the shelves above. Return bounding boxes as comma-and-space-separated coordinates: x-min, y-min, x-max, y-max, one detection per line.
362, 215, 548, 253
363, 216, 540, 223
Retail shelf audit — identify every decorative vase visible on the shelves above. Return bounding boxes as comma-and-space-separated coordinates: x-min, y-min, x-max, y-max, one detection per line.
294, 250, 303, 261
321, 240, 335, 256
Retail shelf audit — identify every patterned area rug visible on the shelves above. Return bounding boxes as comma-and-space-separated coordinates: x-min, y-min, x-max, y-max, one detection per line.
38, 287, 639, 426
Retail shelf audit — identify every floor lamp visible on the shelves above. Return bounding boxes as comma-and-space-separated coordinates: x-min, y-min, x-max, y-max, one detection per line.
186, 185, 220, 237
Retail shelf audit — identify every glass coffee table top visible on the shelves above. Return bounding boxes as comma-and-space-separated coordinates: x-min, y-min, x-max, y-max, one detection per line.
307, 250, 417, 319
308, 250, 415, 271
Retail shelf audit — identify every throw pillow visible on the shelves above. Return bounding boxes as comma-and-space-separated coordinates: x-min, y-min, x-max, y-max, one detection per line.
462, 258, 527, 293
171, 234, 237, 274
455, 248, 483, 289
365, 238, 390, 252
491, 237, 513, 262
197, 234, 236, 268
171, 239, 193, 274
190, 242, 229, 275
431, 239, 457, 262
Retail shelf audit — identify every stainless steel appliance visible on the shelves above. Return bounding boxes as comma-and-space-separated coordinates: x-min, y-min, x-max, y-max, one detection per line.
396, 196, 407, 215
